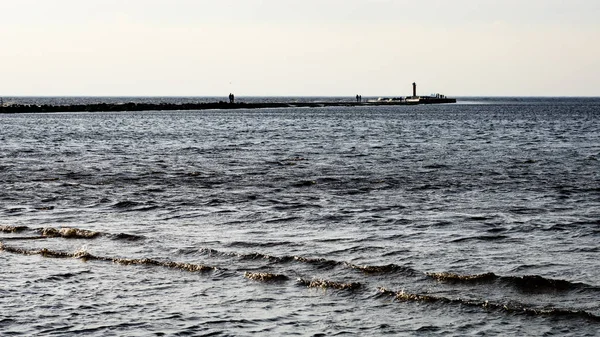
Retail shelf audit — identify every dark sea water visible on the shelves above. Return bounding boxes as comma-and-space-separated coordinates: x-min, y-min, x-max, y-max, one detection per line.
1, 97, 599, 336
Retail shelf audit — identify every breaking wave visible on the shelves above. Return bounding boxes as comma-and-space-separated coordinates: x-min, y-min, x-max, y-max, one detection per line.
377, 287, 600, 322
0, 225, 144, 241
244, 272, 289, 282
427, 272, 598, 292
0, 243, 218, 273
297, 278, 362, 291
3, 240, 599, 325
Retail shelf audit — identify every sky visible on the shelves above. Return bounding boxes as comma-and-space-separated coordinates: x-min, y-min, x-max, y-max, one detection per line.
1, 0, 599, 96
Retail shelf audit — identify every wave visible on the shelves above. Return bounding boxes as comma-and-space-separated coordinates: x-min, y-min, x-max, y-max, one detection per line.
109, 232, 145, 241
422, 164, 450, 170
196, 247, 423, 276
3, 241, 598, 323
0, 225, 144, 241
235, 252, 293, 263
0, 225, 29, 233
264, 216, 303, 223
244, 272, 289, 282
234, 252, 420, 276
199, 248, 455, 279
427, 271, 498, 283
1, 236, 47, 241
292, 256, 341, 269
290, 180, 317, 187
112, 200, 159, 211
347, 263, 419, 276
427, 272, 598, 292
112, 258, 216, 272
197, 247, 343, 269
450, 235, 510, 243
69, 243, 417, 278
229, 251, 342, 269
502, 275, 592, 292
226, 240, 297, 248
5, 239, 597, 297
34, 206, 55, 211
297, 278, 362, 291
0, 243, 217, 273
42, 270, 92, 282
40, 227, 100, 239
377, 287, 600, 322
112, 200, 141, 209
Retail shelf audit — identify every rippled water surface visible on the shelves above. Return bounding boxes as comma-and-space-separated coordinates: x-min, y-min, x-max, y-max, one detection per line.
1, 98, 599, 336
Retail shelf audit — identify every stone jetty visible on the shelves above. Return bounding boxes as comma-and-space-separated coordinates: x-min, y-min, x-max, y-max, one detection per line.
0, 98, 455, 114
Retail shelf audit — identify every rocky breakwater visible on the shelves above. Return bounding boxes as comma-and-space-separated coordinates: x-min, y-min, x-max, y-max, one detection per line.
0, 99, 456, 114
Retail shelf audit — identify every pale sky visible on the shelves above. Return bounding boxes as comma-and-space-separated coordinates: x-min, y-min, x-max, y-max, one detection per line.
1, 0, 599, 96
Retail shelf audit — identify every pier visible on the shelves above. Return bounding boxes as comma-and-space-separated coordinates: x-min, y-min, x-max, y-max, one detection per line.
0, 99, 455, 114
0, 83, 455, 114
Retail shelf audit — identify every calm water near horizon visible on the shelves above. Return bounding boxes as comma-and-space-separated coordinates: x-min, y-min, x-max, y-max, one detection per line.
1, 97, 599, 336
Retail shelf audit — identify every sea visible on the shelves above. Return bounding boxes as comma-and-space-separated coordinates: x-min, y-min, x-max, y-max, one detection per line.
1, 96, 599, 336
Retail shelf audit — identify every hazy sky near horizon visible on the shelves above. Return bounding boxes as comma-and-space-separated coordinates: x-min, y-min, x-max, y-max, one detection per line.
1, 0, 599, 96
